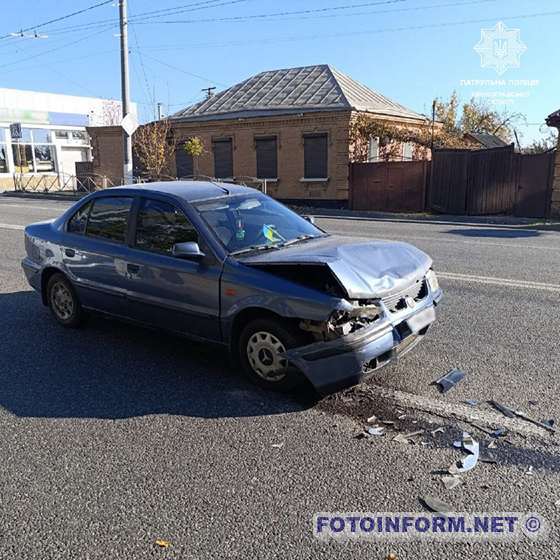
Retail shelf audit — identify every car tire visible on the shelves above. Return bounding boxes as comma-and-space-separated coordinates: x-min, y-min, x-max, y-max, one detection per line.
46, 273, 83, 328
238, 318, 307, 392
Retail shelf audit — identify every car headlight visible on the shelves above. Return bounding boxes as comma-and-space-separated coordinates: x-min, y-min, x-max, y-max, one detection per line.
426, 269, 439, 292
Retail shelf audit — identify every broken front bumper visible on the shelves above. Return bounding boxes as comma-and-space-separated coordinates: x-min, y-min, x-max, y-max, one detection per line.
285, 286, 443, 395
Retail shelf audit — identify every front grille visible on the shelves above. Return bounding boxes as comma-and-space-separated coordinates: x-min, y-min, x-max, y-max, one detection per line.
383, 277, 428, 313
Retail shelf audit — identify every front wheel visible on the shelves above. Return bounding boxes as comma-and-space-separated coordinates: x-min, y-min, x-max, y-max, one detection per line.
238, 318, 306, 392
46, 273, 83, 328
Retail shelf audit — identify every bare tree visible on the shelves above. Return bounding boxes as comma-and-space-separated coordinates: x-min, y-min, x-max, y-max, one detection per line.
133, 120, 177, 181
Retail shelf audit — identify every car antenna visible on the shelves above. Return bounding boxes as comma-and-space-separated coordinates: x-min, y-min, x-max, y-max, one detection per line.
211, 179, 230, 195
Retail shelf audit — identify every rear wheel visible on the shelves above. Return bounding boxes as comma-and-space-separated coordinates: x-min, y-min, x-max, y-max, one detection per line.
46, 273, 83, 328
238, 318, 306, 392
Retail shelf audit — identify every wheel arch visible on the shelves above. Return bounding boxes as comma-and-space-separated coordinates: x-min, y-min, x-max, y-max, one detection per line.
228, 307, 287, 355
41, 266, 65, 306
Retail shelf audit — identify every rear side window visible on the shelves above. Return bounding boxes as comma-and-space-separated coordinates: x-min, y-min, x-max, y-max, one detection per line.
135, 198, 198, 255
67, 201, 92, 234
85, 197, 132, 243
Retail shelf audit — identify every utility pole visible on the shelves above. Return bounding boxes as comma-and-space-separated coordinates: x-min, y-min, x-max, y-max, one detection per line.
430, 98, 437, 153
119, 0, 133, 183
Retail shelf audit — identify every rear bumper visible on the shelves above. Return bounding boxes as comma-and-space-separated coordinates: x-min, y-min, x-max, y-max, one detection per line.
286, 287, 443, 395
21, 257, 41, 292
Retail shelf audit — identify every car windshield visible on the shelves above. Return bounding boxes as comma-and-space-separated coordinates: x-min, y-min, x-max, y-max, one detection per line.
193, 193, 325, 254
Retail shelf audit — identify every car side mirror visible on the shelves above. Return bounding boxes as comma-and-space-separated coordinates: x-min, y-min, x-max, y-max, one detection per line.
303, 215, 315, 224
172, 241, 205, 260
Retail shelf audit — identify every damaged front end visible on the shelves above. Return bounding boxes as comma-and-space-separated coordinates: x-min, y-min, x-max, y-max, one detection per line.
286, 273, 442, 395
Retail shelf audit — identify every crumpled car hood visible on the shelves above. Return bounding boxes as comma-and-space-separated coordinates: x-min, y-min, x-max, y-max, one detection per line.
240, 235, 432, 299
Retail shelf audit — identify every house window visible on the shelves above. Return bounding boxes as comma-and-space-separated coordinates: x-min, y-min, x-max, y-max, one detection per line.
403, 142, 413, 161
367, 136, 379, 162
255, 136, 278, 179
303, 133, 328, 179
212, 138, 233, 179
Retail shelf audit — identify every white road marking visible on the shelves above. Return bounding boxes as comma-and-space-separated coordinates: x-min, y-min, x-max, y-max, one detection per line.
0, 223, 24, 231
439, 271, 560, 292
0, 202, 66, 211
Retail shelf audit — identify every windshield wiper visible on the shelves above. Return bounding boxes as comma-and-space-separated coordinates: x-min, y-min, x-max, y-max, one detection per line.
230, 244, 281, 256
279, 234, 320, 248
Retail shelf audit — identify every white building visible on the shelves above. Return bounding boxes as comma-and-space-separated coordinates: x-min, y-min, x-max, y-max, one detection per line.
0, 88, 137, 183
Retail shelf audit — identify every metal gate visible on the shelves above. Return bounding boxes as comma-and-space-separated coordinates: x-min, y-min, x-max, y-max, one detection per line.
429, 145, 516, 215
514, 151, 555, 218
349, 160, 429, 212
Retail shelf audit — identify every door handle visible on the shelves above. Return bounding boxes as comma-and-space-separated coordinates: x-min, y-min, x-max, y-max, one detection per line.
127, 263, 140, 274
64, 248, 75, 258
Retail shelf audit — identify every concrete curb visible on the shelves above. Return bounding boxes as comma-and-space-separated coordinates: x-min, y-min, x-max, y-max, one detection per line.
1, 191, 84, 202
311, 213, 560, 232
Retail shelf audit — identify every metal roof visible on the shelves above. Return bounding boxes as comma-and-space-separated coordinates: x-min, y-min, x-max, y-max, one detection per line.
171, 64, 426, 123
110, 181, 254, 202
465, 132, 508, 149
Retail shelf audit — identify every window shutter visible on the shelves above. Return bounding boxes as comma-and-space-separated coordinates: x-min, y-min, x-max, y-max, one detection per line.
255, 137, 277, 179
175, 145, 193, 178
213, 138, 233, 179
303, 133, 328, 179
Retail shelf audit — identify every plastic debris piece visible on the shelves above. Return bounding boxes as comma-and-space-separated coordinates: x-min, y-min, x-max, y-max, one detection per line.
488, 400, 516, 419
491, 428, 507, 438
431, 427, 445, 436
271, 442, 284, 448
155, 539, 171, 549
448, 432, 479, 474
452, 440, 462, 449
386, 553, 398, 560
366, 426, 385, 436
514, 410, 556, 433
542, 419, 555, 428
464, 399, 478, 406
487, 440, 498, 449
381, 420, 396, 426
480, 456, 497, 464
419, 496, 452, 513
366, 415, 377, 424
442, 475, 463, 490
434, 368, 465, 393
393, 430, 424, 444
526, 466, 534, 475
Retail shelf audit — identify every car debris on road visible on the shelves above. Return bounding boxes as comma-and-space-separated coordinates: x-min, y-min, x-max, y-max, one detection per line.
433, 368, 465, 393
448, 432, 479, 475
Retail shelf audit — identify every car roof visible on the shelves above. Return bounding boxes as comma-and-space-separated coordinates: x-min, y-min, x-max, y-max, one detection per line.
102, 180, 256, 203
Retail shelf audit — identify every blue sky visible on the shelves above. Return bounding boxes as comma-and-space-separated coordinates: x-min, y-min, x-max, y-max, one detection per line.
0, 0, 557, 144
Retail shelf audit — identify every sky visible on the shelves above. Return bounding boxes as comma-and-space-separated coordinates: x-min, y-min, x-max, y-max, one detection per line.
0, 0, 557, 145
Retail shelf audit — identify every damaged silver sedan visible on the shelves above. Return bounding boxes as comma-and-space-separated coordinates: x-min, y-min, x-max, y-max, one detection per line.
22, 181, 442, 395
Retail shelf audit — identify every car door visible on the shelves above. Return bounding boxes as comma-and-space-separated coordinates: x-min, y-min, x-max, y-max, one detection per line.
123, 196, 222, 342
62, 195, 134, 318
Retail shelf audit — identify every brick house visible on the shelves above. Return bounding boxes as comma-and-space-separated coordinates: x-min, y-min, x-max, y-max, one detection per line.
546, 109, 560, 218
168, 64, 431, 204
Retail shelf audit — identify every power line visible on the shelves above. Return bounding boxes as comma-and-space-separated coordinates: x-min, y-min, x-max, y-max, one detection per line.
0, 25, 116, 70
0, 0, 114, 40
139, 51, 227, 87
133, 8, 560, 52
42, 0, 254, 35
134, 0, 498, 26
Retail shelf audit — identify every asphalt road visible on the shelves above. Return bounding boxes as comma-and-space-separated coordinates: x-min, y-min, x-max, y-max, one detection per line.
0, 196, 559, 559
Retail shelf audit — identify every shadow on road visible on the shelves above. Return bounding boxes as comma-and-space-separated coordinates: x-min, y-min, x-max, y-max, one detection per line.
445, 228, 540, 239
0, 291, 312, 420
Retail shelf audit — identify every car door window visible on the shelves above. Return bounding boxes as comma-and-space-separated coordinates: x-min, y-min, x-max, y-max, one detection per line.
135, 198, 198, 255
67, 201, 92, 234
85, 197, 133, 243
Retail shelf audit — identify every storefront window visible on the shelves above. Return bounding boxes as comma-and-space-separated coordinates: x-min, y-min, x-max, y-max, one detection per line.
0, 145, 7, 173
55, 130, 70, 140
32, 129, 53, 143
12, 144, 34, 173
34, 145, 55, 172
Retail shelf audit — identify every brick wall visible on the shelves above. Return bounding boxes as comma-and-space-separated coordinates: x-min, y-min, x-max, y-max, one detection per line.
86, 126, 124, 185
172, 111, 352, 201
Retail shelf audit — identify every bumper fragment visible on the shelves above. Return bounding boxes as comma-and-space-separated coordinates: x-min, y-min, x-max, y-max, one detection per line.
286, 286, 442, 395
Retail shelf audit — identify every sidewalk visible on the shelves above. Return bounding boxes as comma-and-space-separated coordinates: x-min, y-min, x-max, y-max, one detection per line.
290, 204, 560, 231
